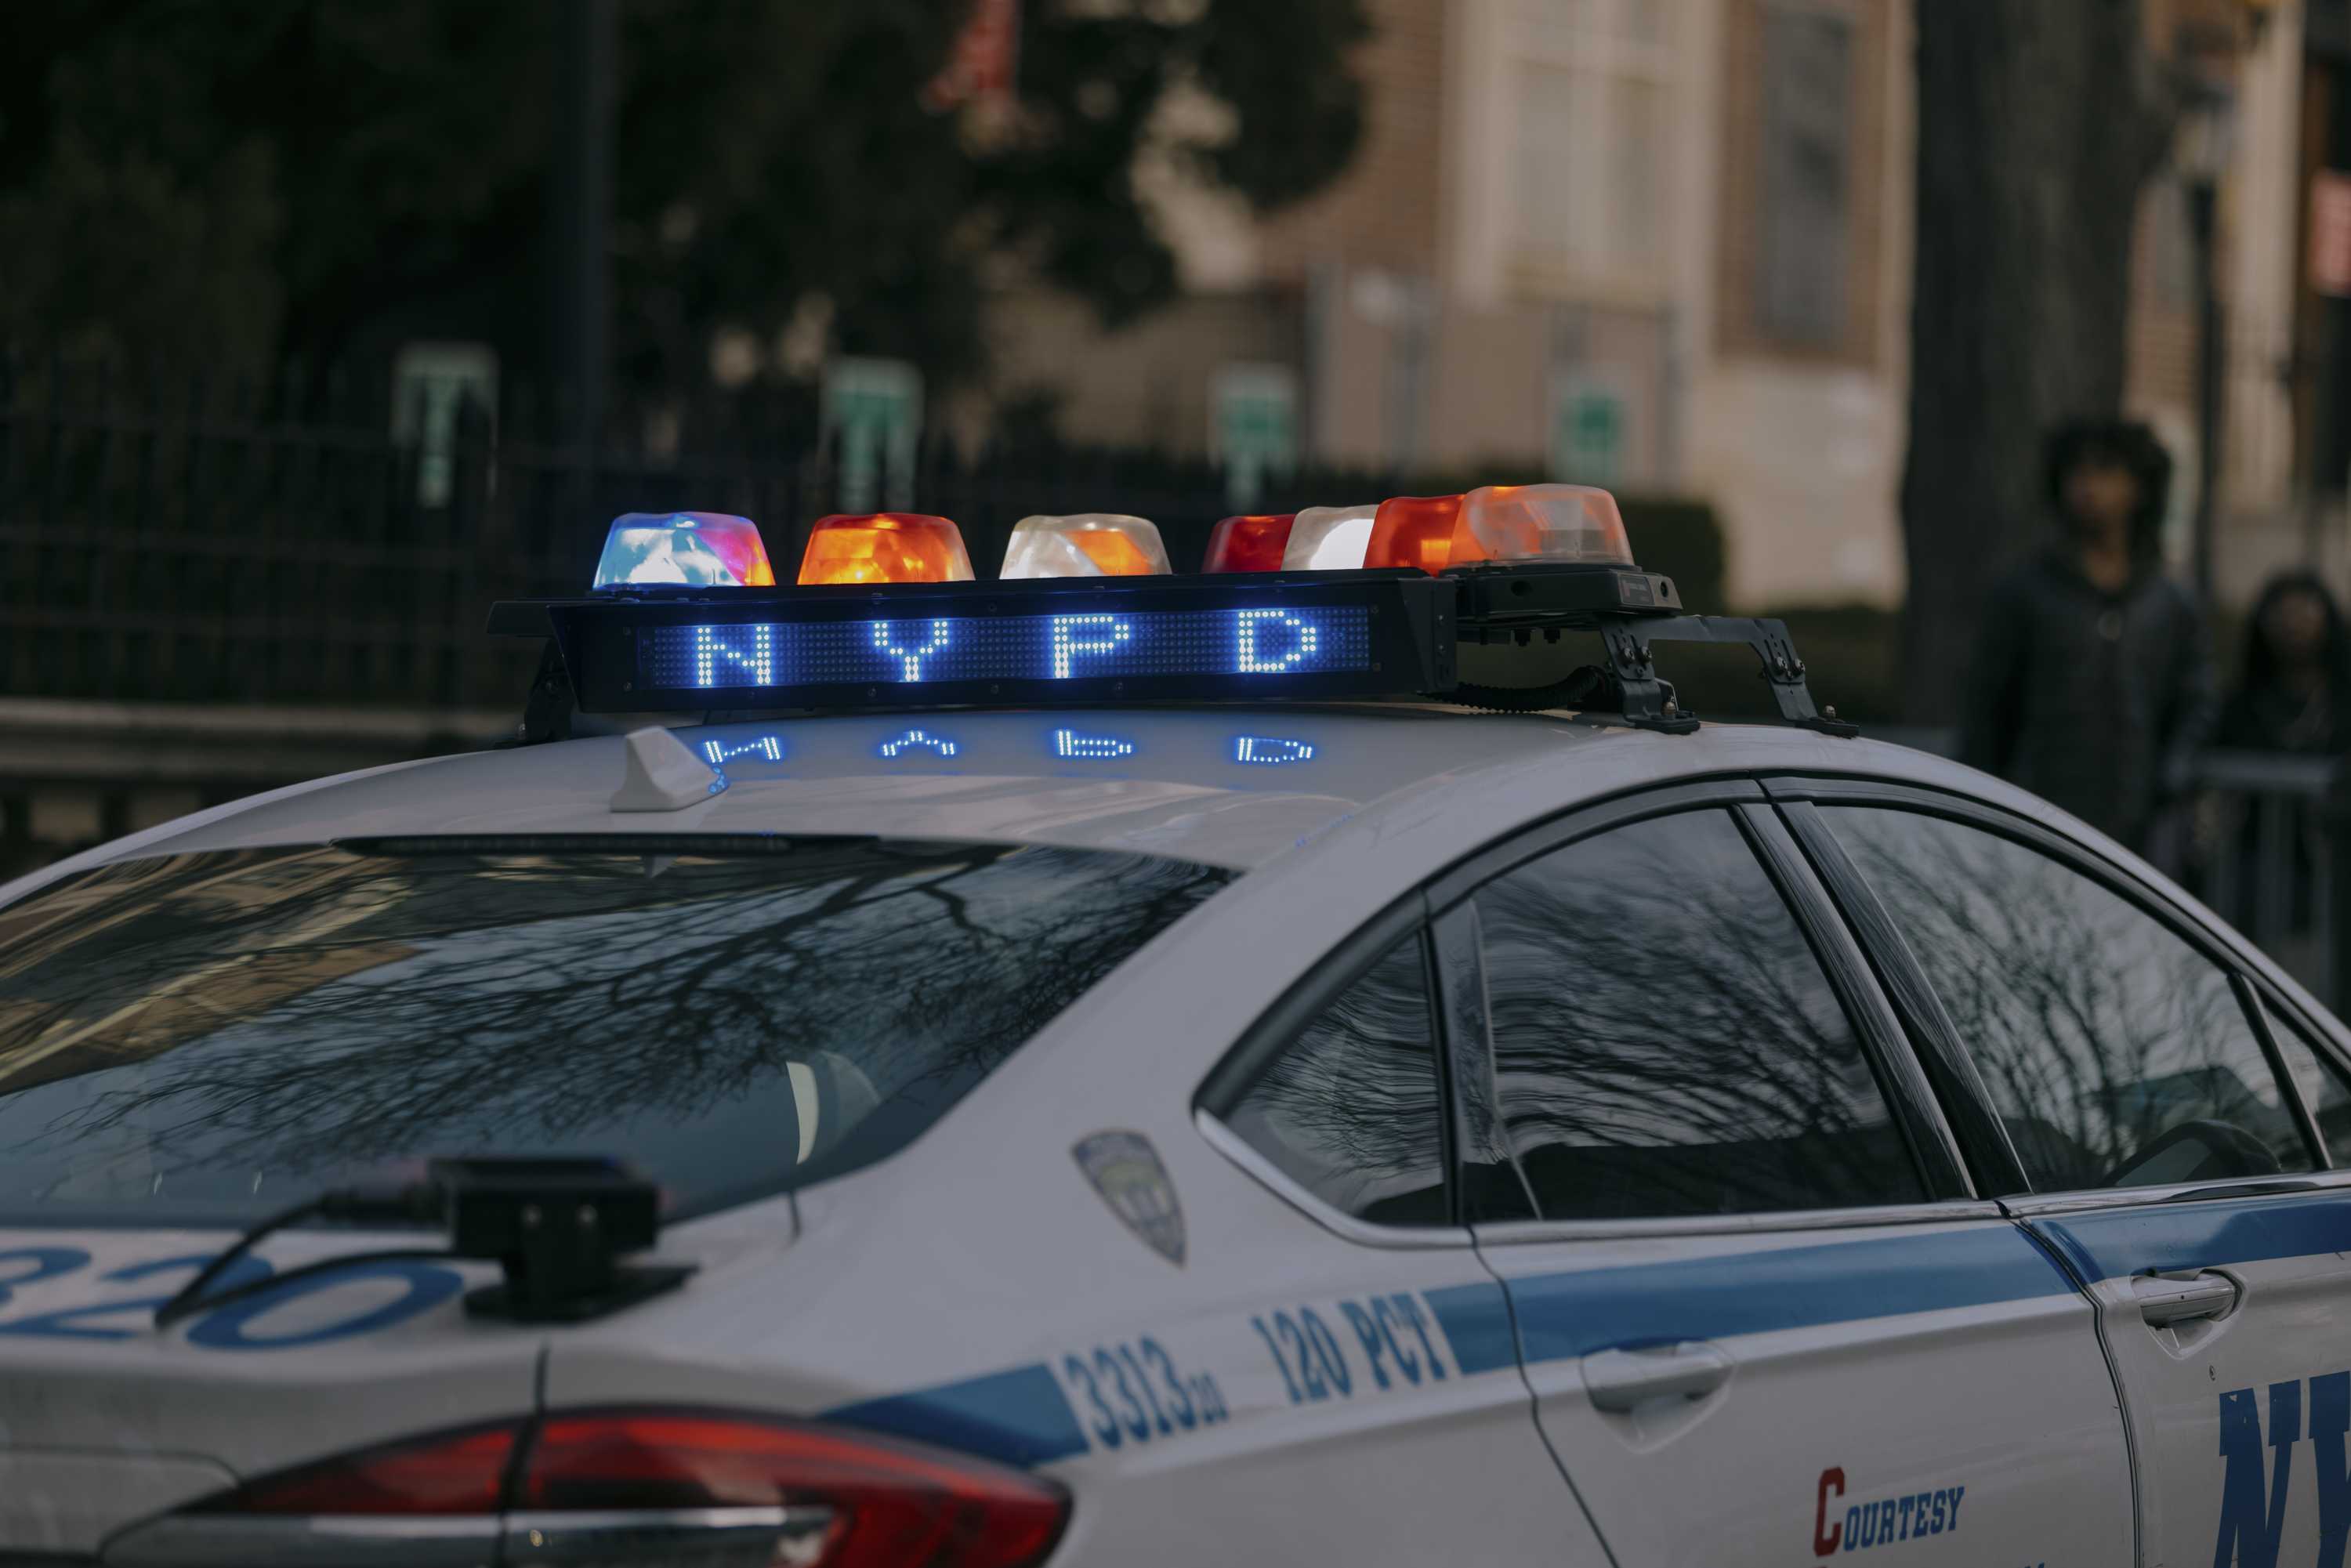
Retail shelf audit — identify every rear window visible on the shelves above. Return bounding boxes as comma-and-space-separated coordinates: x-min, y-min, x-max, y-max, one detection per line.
0, 836, 1233, 1227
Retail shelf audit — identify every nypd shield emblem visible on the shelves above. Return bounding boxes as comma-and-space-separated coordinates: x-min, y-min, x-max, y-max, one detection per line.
1072, 1130, 1186, 1266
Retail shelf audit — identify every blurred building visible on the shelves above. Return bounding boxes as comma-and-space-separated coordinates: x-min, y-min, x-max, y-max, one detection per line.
985, 0, 2338, 616
2220, 0, 2351, 607
989, 0, 1913, 610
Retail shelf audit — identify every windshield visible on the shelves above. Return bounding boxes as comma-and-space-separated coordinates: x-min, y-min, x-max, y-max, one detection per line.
0, 835, 1233, 1227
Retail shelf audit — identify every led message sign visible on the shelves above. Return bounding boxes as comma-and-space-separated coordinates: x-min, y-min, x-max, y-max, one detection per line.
638, 606, 1372, 692
541, 573, 1451, 712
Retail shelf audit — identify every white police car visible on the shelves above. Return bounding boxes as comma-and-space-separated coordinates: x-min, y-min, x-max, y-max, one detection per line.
2, 491, 2348, 1568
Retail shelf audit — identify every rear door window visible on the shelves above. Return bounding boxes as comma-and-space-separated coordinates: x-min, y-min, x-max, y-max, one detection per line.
1820, 806, 2314, 1189
1470, 809, 1925, 1219
0, 837, 1233, 1226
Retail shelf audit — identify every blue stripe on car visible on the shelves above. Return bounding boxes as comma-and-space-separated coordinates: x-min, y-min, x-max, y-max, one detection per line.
2024, 1189, 2351, 1284
1422, 1280, 1521, 1375
828, 1363, 1091, 1466
1471, 1226, 2077, 1367
830, 1224, 2114, 1464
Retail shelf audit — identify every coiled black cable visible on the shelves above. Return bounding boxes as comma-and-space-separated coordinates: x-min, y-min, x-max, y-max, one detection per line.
154, 1183, 440, 1330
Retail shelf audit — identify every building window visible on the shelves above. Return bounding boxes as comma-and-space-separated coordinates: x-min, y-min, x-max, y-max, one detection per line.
1508, 0, 1672, 284
1755, 5, 1853, 344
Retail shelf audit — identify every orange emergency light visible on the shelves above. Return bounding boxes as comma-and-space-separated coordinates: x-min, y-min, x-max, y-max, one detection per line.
796, 513, 976, 585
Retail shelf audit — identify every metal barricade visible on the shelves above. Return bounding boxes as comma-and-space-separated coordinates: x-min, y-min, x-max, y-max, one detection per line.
2197, 749, 2338, 1009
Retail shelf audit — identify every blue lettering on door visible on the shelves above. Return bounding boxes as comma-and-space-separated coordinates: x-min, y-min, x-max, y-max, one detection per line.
2215, 1382, 2302, 1568
1826, 1484, 1962, 1552
1253, 1292, 1451, 1405
1055, 1335, 1226, 1451
2315, 1372, 2351, 1568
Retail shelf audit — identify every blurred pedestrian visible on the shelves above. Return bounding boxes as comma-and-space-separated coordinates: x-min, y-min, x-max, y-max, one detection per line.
1960, 420, 2214, 862
2219, 574, 2349, 965
2218, 573, 2351, 755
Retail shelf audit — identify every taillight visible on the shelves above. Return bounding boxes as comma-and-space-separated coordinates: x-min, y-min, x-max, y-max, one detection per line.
196, 1420, 519, 1515
526, 1413, 1067, 1566
165, 1409, 1069, 1568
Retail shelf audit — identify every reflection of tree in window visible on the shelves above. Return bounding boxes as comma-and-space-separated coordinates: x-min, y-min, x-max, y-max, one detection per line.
1476, 810, 1920, 1219
1226, 935, 1445, 1226
0, 841, 1233, 1226
1822, 808, 2309, 1189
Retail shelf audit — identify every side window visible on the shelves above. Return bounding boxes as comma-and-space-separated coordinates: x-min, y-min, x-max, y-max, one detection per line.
1474, 809, 1925, 1220
1823, 806, 2315, 1190
2257, 999, 2351, 1162
1224, 932, 1449, 1226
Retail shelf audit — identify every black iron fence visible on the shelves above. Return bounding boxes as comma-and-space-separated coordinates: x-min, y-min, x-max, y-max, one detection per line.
0, 350, 1357, 713
2198, 750, 2337, 1010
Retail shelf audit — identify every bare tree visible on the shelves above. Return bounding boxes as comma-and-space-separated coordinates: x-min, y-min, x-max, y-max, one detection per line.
1900, 1, 2175, 724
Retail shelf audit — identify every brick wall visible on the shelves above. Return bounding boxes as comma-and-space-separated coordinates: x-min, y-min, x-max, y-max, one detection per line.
1257, 0, 1450, 284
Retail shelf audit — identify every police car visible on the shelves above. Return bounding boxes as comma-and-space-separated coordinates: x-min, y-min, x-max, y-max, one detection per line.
2, 487, 2346, 1568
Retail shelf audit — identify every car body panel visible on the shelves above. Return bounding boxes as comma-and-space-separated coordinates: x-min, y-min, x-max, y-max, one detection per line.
0, 1450, 235, 1558
2015, 1178, 2351, 1568
5, 705, 2349, 1565
34, 709, 1595, 876
1478, 1216, 2135, 1568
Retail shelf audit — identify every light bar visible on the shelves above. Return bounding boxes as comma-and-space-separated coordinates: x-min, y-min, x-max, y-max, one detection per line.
1001, 513, 1172, 578
799, 513, 975, 585
592, 513, 776, 591
500, 483, 1859, 741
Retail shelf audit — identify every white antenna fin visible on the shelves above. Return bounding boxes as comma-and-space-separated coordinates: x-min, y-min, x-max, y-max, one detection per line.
610, 727, 725, 811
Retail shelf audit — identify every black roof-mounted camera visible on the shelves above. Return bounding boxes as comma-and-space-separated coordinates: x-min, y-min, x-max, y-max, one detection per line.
155, 1156, 694, 1331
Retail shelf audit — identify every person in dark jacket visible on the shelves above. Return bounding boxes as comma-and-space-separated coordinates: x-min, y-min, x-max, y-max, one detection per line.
2217, 573, 2351, 755
2216, 573, 2351, 943
1960, 420, 2215, 859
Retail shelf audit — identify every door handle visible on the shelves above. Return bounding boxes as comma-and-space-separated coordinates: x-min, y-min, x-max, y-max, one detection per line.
2135, 1269, 2239, 1327
1582, 1342, 1734, 1411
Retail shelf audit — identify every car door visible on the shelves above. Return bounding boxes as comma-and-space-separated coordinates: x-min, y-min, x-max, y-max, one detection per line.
1189, 894, 1614, 1565
1441, 784, 2134, 1568
1792, 787, 2351, 1568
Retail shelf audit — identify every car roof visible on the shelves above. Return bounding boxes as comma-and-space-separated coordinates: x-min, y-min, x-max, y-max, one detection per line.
1, 702, 2054, 905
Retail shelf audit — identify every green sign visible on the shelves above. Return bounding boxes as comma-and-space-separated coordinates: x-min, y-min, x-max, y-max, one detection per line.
825, 357, 923, 513
1213, 363, 1299, 511
392, 342, 498, 508
1549, 371, 1625, 487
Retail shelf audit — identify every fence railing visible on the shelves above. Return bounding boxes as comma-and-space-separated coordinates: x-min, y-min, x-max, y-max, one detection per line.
0, 350, 1375, 713
2198, 749, 2337, 1010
